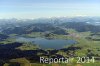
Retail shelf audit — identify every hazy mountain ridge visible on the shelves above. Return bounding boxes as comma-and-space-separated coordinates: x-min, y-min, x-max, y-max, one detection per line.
0, 17, 100, 35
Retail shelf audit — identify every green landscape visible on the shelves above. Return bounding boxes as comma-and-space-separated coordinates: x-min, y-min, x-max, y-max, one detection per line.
0, 18, 100, 66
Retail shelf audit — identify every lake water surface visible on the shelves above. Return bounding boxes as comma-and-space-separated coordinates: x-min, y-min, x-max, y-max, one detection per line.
16, 37, 76, 49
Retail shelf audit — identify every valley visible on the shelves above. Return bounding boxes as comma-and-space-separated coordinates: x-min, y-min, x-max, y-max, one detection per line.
0, 17, 100, 66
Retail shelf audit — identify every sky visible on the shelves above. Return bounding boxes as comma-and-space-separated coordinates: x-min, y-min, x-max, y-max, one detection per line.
0, 0, 100, 19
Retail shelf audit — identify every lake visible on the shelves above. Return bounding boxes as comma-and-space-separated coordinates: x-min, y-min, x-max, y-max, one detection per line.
15, 37, 76, 49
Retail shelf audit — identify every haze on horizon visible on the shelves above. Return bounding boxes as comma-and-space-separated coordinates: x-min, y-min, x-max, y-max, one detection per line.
0, 0, 100, 19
